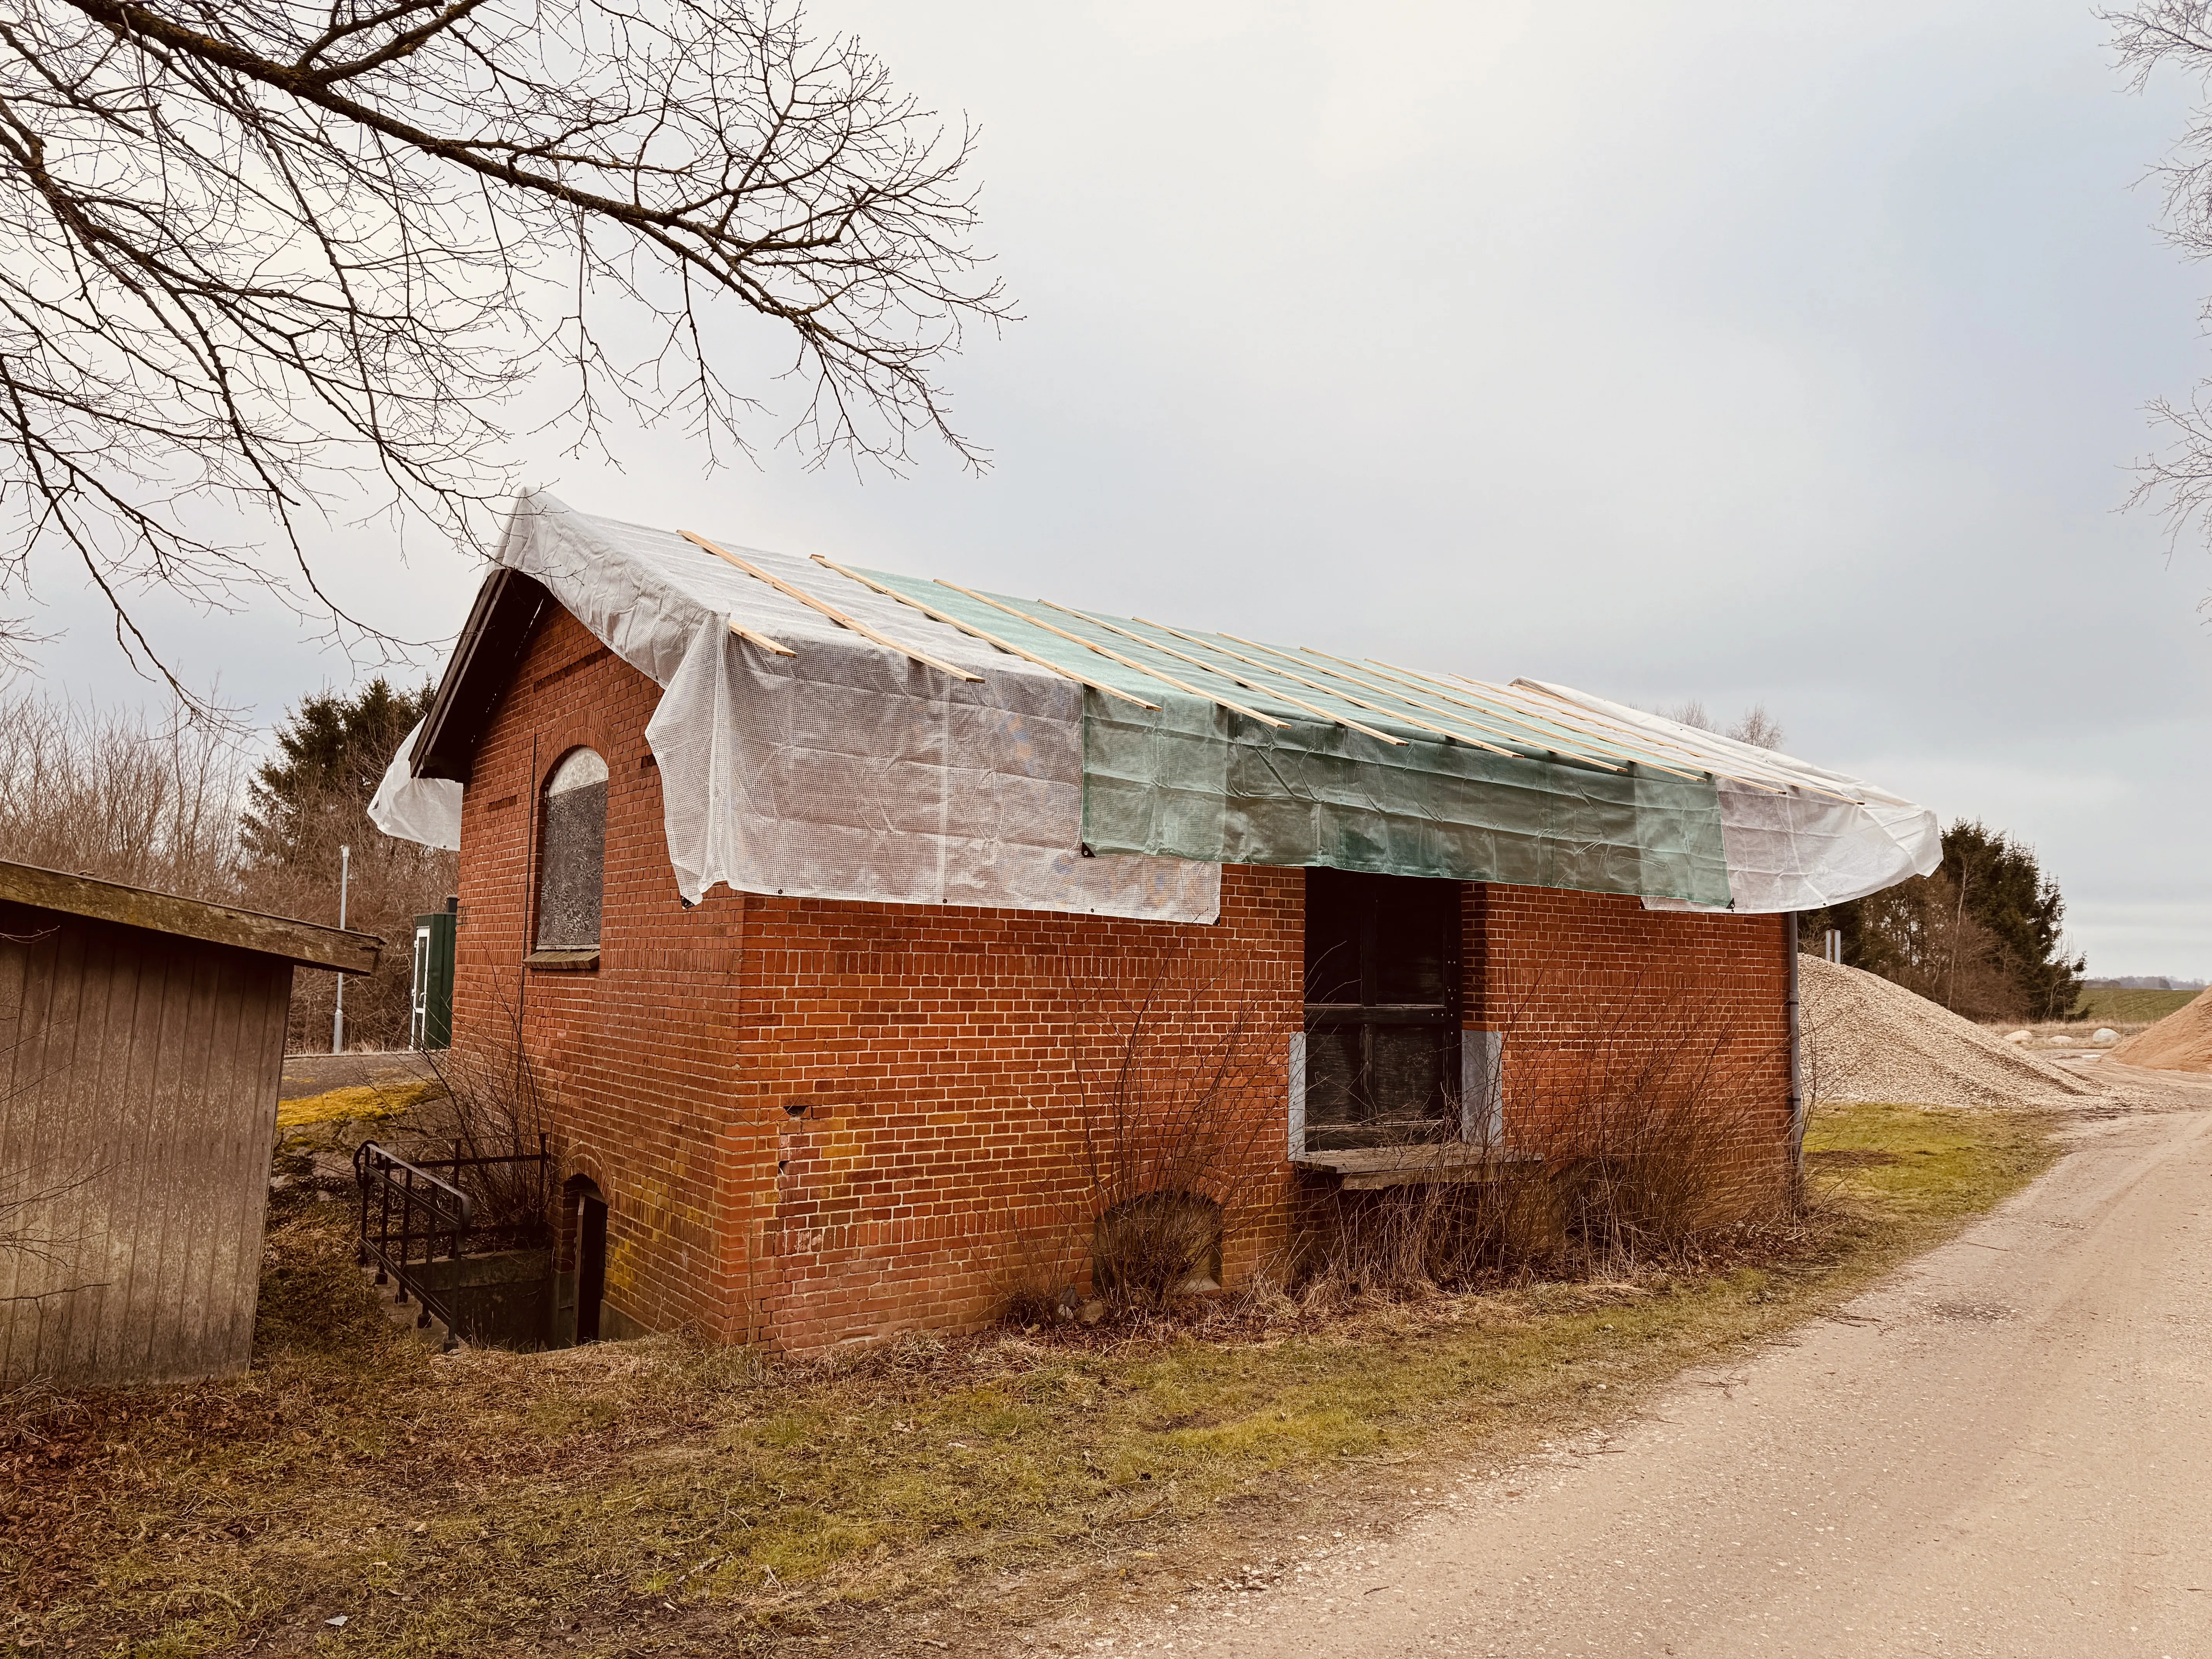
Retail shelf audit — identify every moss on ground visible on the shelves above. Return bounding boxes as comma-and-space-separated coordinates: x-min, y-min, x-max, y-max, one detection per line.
1, 1101, 2059, 1658
275, 1079, 445, 1131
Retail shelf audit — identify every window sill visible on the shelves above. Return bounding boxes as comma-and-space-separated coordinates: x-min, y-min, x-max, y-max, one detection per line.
524, 948, 600, 973
1291, 1144, 1540, 1191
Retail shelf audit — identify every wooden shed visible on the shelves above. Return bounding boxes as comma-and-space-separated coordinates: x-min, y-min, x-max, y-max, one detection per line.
0, 862, 380, 1386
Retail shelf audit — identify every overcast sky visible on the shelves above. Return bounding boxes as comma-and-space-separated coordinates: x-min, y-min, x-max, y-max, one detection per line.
16, 0, 2212, 975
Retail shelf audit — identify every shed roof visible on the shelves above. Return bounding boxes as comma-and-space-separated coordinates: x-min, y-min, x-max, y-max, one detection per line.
0, 861, 382, 975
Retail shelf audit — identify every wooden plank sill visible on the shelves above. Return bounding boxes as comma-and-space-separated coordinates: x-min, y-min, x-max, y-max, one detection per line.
1291, 1144, 1542, 1190
523, 949, 599, 972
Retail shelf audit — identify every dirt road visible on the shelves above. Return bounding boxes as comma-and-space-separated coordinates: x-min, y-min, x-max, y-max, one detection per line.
1121, 1100, 2212, 1657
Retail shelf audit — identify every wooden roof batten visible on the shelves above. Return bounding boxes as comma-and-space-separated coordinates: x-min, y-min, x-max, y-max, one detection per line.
1151, 625, 1549, 763
1299, 649, 1724, 782
1356, 652, 1751, 788
683, 531, 972, 678
1257, 638, 1702, 777
1503, 678, 1857, 795
1457, 673, 1786, 792
808, 556, 1161, 711
1120, 617, 1475, 752
1295, 647, 1714, 781
1036, 602, 1412, 747
930, 582, 1292, 730
1484, 678, 1846, 800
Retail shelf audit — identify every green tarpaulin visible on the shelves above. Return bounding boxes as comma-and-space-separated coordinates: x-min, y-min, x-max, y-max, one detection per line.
858, 573, 1732, 906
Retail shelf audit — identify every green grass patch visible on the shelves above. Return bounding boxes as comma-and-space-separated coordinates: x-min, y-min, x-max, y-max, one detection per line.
2, 1101, 2060, 1658
2071, 986, 2200, 1024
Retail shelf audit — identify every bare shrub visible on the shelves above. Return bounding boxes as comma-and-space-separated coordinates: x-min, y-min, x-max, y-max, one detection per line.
1049, 968, 1279, 1314
1288, 1111, 1535, 1304
0, 689, 248, 903
410, 1005, 558, 1242
1300, 986, 1791, 1302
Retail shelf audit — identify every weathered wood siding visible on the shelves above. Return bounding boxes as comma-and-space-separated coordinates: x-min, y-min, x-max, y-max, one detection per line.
0, 900, 293, 1386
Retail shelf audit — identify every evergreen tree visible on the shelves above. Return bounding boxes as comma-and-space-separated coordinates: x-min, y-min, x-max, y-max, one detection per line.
1800, 819, 2085, 1021
243, 679, 433, 867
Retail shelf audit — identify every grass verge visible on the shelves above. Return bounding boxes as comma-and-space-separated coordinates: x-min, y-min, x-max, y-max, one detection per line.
3, 1100, 2059, 1659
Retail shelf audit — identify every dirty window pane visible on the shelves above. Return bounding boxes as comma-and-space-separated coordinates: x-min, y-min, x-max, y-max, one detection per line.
536, 748, 608, 950
1302, 869, 1460, 1149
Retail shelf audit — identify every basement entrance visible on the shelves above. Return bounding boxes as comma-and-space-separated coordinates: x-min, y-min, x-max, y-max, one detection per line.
572, 1180, 608, 1343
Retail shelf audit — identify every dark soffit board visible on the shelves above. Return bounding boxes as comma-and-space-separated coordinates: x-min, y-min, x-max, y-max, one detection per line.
0, 861, 383, 975
411, 567, 555, 783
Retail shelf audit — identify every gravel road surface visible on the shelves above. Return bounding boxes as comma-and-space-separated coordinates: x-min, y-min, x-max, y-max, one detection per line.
1117, 1100, 2212, 1657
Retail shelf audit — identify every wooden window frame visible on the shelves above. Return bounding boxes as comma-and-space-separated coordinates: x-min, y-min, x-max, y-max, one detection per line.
1300, 869, 1464, 1152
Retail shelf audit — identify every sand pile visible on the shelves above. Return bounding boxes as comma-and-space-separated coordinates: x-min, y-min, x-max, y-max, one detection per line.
1800, 956, 2105, 1110
2109, 987, 2212, 1073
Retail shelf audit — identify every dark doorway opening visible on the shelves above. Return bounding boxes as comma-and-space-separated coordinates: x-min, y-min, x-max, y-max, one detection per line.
574, 1186, 608, 1344
1303, 868, 1463, 1151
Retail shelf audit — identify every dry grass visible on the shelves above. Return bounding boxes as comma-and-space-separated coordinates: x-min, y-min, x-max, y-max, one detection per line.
1, 1101, 2058, 1659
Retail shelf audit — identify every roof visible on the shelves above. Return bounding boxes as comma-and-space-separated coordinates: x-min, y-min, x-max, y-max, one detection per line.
0, 862, 383, 975
414, 524, 1853, 796
412, 566, 555, 782
376, 494, 1938, 917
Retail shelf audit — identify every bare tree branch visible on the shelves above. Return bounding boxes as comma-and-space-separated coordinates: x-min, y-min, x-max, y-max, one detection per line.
2109, 2, 2212, 611
0, 0, 1010, 698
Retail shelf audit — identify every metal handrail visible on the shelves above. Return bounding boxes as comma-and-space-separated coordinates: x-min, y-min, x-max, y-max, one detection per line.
353, 1136, 555, 1347
354, 1141, 475, 1344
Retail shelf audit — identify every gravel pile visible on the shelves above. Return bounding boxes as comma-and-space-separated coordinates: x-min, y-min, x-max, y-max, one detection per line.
1800, 956, 2106, 1111
2109, 988, 2212, 1073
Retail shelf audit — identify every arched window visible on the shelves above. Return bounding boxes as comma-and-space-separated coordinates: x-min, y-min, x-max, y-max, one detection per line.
536, 747, 608, 951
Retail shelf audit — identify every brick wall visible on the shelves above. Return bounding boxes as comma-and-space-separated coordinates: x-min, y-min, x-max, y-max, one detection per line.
452, 606, 748, 1341
452, 601, 1795, 1352
452, 606, 1304, 1350
1468, 883, 1795, 1206
735, 876, 1303, 1348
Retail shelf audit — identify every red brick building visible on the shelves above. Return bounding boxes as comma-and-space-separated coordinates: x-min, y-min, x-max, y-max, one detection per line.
373, 499, 1935, 1351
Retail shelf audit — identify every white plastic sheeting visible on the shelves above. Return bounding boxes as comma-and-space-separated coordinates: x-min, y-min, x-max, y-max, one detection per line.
371, 493, 1941, 922
376, 493, 1222, 922
368, 728, 461, 849
1520, 685, 1944, 913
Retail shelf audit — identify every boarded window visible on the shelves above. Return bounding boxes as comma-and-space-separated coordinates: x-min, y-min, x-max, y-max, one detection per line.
536, 748, 608, 950
1302, 868, 1461, 1151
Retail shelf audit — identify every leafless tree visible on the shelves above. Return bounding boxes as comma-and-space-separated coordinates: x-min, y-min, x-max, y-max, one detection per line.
0, 682, 453, 1046
0, 683, 250, 899
1657, 698, 1784, 750
2110, 3, 2212, 601
1726, 703, 1784, 749
0, 1, 1010, 692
